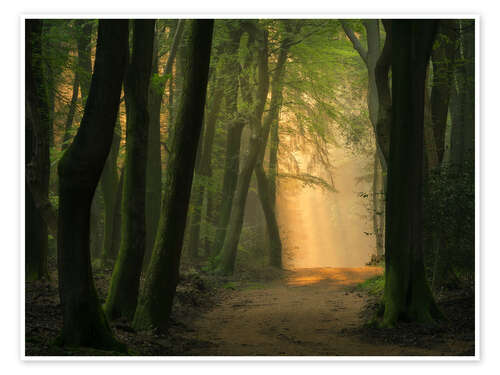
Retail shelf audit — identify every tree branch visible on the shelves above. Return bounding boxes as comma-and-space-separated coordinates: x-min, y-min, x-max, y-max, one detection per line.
340, 20, 368, 65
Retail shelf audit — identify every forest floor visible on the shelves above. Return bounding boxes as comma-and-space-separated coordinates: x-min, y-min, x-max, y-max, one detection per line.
25, 258, 475, 357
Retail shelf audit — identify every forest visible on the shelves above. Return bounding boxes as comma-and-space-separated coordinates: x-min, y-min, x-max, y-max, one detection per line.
25, 18, 475, 356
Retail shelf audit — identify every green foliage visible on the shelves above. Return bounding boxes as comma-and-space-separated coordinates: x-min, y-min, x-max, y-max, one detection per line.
355, 274, 385, 296
423, 160, 475, 283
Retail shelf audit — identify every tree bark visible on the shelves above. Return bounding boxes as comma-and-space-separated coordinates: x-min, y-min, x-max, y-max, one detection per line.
100, 119, 121, 263
374, 20, 393, 175
382, 20, 441, 327
145, 20, 185, 267
56, 19, 128, 350
215, 24, 270, 275
105, 20, 155, 321
133, 20, 214, 332
25, 19, 50, 281
213, 25, 245, 256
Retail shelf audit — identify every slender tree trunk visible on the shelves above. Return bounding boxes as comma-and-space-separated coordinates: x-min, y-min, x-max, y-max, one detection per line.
187, 51, 227, 259
100, 119, 121, 264
62, 72, 80, 151
372, 152, 384, 258
25, 20, 50, 281
105, 20, 155, 321
215, 25, 270, 275
106, 168, 124, 262
374, 20, 393, 176
144, 20, 185, 267
56, 19, 128, 350
213, 27, 245, 256
382, 20, 441, 327
254, 31, 292, 268
133, 20, 214, 332
430, 20, 457, 165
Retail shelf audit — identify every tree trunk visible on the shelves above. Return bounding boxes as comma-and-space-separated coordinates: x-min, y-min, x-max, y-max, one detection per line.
105, 168, 124, 262
145, 20, 185, 267
187, 49, 228, 259
374, 20, 393, 175
382, 20, 442, 327
105, 20, 155, 321
215, 25, 270, 275
133, 20, 214, 332
25, 20, 50, 281
430, 20, 457, 165
56, 19, 128, 350
61, 71, 79, 151
254, 31, 292, 269
213, 27, 245, 256
100, 119, 121, 264
372, 152, 384, 258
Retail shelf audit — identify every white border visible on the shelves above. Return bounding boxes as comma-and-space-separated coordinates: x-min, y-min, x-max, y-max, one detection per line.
19, 13, 481, 363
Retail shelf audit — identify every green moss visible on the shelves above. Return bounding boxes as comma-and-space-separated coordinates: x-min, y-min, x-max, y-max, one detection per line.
355, 274, 385, 296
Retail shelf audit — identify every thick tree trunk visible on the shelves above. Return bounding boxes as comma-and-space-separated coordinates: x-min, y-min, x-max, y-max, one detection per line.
105, 20, 155, 321
56, 19, 128, 350
133, 20, 214, 332
25, 20, 50, 281
382, 20, 441, 327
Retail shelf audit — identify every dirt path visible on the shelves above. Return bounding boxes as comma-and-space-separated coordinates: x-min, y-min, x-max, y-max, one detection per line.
182, 267, 467, 356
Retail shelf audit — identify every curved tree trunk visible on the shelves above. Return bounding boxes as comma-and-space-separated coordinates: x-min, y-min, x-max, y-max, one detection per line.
382, 20, 441, 327
56, 19, 128, 350
105, 20, 155, 321
133, 20, 214, 332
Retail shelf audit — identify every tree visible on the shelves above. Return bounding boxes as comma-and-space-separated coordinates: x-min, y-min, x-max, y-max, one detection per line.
133, 19, 214, 332
215, 22, 270, 275
105, 20, 155, 321
382, 19, 441, 327
212, 22, 245, 256
145, 19, 185, 267
26, 19, 50, 281
55, 19, 128, 349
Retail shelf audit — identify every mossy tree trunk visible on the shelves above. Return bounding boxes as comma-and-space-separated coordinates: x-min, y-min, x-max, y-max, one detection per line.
254, 27, 295, 268
144, 20, 185, 268
133, 20, 214, 332
187, 48, 228, 259
215, 24, 270, 275
56, 19, 128, 350
105, 20, 155, 321
382, 20, 441, 327
25, 19, 50, 281
213, 25, 245, 256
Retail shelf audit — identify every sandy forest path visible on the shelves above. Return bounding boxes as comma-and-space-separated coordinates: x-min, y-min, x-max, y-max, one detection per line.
182, 267, 462, 356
